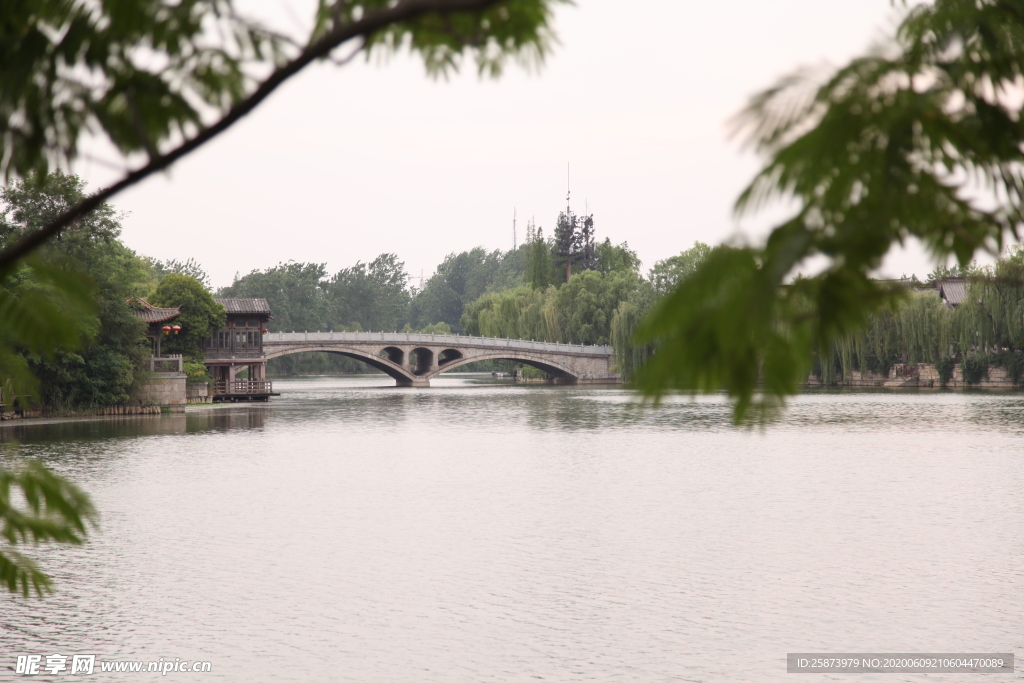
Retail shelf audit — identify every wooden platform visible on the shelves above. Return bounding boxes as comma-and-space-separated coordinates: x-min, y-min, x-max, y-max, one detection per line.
211, 380, 279, 403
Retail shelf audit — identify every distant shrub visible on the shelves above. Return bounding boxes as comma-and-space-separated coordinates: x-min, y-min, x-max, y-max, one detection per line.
990, 350, 1024, 386
935, 358, 955, 387
962, 355, 989, 386
184, 361, 211, 385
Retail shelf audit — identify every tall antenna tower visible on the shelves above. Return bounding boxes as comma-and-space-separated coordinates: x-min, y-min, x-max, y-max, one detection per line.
513, 207, 517, 250
407, 269, 425, 291
566, 162, 571, 213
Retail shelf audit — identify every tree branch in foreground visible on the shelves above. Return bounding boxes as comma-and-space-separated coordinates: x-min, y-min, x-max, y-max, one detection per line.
0, 0, 506, 270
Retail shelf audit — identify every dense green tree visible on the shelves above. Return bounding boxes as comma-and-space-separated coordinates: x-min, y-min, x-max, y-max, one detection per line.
1, 173, 149, 409
551, 211, 578, 283
578, 215, 598, 271
401, 321, 453, 335
149, 274, 226, 362
553, 270, 640, 345
524, 212, 610, 287
220, 262, 329, 332
411, 278, 463, 331
818, 290, 953, 384
648, 242, 711, 295
146, 258, 212, 291
330, 254, 410, 332
410, 247, 525, 331
552, 211, 597, 283
596, 238, 641, 276
486, 245, 530, 293
0, 258, 96, 409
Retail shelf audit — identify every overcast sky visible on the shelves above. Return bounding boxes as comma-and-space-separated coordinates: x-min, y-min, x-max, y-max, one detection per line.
75, 0, 937, 289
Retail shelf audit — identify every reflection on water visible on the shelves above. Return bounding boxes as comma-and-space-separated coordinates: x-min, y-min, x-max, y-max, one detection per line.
0, 413, 190, 445
1, 375, 1022, 682
0, 408, 271, 445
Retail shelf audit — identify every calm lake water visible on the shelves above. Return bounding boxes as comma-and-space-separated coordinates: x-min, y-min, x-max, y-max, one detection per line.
1, 375, 1022, 682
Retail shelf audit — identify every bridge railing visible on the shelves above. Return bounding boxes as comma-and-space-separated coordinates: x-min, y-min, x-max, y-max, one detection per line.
261, 331, 612, 355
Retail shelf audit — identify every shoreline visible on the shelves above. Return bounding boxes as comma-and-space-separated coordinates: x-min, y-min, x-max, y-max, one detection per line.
5, 378, 1021, 430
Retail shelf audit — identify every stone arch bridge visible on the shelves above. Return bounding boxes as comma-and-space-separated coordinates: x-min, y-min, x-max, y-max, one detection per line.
262, 331, 619, 387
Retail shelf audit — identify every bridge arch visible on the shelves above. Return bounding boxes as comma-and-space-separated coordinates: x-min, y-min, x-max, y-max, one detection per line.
410, 347, 434, 376
381, 346, 404, 365
437, 348, 463, 366
263, 345, 423, 386
423, 351, 578, 381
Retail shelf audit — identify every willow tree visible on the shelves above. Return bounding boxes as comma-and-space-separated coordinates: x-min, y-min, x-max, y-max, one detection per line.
953, 253, 1024, 354
893, 291, 953, 365
610, 292, 656, 381
524, 227, 557, 289
461, 286, 560, 342
638, 0, 1024, 422
817, 290, 953, 384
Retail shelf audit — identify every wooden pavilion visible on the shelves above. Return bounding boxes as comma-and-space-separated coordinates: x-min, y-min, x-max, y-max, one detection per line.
204, 298, 275, 400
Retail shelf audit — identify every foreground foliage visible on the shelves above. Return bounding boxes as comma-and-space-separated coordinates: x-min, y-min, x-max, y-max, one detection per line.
638, 0, 1024, 422
0, 459, 97, 597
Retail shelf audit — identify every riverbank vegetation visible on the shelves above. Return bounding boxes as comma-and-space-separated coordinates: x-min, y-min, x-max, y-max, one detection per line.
11, 171, 1024, 397
815, 252, 1024, 387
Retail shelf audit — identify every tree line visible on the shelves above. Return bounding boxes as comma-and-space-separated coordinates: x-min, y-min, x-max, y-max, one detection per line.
16, 170, 1024, 397
221, 208, 703, 377
0, 170, 700, 390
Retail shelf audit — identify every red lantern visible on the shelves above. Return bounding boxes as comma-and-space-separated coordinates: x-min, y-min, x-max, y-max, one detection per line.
161, 325, 171, 335
172, 325, 181, 335
262, 328, 268, 333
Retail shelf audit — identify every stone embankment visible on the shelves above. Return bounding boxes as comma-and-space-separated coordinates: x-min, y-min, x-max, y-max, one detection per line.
134, 373, 187, 409
806, 363, 1018, 389
187, 383, 211, 403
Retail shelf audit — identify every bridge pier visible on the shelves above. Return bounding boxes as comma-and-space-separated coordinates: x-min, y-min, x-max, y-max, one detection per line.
396, 378, 430, 388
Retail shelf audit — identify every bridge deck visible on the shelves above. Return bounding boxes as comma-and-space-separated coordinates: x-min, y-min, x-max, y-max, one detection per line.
263, 331, 612, 355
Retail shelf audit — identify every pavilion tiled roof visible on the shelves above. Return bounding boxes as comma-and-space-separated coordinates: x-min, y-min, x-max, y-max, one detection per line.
938, 278, 967, 308
126, 297, 181, 323
215, 298, 272, 315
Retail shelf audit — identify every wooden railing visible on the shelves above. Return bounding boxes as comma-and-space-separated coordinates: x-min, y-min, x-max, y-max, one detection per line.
213, 380, 273, 395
